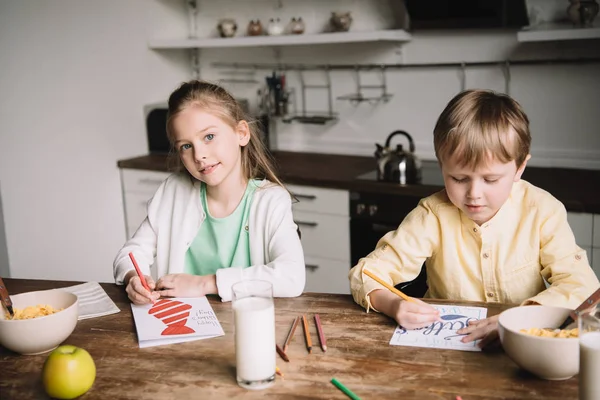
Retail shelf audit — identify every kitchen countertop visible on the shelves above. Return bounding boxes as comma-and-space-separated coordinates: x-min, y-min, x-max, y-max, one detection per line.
117, 151, 600, 213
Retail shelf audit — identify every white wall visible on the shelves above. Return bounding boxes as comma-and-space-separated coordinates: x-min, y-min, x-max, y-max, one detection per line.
0, 0, 599, 282
177, 0, 600, 169
0, 0, 188, 281
0, 183, 9, 277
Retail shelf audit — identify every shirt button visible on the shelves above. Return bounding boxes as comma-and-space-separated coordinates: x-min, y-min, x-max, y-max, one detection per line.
382, 244, 388, 250
244, 226, 249, 231
487, 292, 494, 298
483, 253, 489, 259
473, 227, 478, 233
575, 254, 582, 261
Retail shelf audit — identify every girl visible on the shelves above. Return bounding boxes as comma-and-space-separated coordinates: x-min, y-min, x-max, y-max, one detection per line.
113, 80, 305, 304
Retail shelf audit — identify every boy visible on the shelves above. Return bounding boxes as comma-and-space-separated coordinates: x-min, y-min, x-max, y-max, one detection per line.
349, 89, 599, 348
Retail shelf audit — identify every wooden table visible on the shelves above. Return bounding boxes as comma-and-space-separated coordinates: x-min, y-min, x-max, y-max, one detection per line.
0, 279, 578, 399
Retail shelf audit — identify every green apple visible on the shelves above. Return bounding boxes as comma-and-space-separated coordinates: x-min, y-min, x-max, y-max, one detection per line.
42, 345, 96, 399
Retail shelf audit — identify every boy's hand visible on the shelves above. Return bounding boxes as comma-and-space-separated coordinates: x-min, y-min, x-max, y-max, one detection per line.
155, 273, 218, 298
125, 270, 159, 305
393, 297, 442, 329
458, 315, 501, 349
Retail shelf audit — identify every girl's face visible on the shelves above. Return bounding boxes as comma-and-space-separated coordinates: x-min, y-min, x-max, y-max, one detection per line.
171, 107, 250, 188
441, 154, 529, 226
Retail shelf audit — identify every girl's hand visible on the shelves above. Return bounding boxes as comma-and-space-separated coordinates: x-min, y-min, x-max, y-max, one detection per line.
125, 270, 160, 305
155, 273, 218, 298
392, 297, 441, 330
457, 315, 500, 349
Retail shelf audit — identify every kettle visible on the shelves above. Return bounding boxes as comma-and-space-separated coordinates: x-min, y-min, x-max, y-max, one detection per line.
375, 130, 422, 185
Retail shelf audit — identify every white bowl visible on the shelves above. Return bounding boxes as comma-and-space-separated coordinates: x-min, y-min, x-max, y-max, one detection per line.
498, 305, 579, 380
0, 289, 78, 355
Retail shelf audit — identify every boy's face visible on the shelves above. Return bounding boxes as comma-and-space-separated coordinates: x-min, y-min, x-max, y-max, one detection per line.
441, 154, 529, 226
171, 107, 250, 188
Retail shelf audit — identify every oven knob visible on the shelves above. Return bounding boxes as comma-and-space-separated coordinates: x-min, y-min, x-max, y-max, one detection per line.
356, 203, 366, 215
368, 205, 378, 216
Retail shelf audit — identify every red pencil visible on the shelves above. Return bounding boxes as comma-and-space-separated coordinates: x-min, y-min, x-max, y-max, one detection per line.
128, 252, 150, 292
276, 344, 290, 362
314, 314, 327, 352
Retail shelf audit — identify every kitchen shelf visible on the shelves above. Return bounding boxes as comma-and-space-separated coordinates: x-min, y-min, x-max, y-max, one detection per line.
517, 22, 600, 42
149, 29, 412, 49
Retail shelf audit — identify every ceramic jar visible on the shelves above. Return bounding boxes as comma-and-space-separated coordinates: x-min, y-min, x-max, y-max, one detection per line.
329, 12, 352, 32
267, 18, 284, 36
217, 18, 237, 38
289, 17, 305, 34
247, 19, 263, 36
567, 0, 599, 27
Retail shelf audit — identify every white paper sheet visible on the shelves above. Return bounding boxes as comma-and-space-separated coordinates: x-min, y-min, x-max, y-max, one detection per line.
131, 297, 224, 348
58, 282, 120, 320
389, 304, 488, 351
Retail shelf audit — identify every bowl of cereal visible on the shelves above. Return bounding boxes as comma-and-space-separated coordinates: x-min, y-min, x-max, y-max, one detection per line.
0, 289, 78, 355
498, 304, 579, 380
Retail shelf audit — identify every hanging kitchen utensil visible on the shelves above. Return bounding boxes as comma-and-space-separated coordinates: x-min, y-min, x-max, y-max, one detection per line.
375, 130, 422, 185
285, 67, 337, 124
337, 65, 393, 105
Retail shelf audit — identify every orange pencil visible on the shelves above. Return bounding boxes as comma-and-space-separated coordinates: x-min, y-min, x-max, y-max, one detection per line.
129, 252, 151, 292
363, 269, 416, 303
314, 314, 327, 352
283, 316, 300, 352
302, 314, 312, 354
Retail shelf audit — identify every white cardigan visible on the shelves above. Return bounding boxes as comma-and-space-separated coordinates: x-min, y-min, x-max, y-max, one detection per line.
113, 173, 305, 301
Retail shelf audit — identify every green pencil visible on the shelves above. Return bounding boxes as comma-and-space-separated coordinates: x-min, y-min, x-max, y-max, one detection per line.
331, 378, 361, 400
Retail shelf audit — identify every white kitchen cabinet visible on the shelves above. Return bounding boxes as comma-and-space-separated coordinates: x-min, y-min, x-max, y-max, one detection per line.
594, 214, 600, 248
304, 256, 352, 295
293, 210, 350, 261
567, 212, 593, 248
120, 169, 170, 238
593, 249, 600, 280
287, 184, 351, 294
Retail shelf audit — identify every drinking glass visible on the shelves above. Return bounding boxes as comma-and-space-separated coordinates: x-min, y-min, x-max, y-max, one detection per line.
579, 306, 600, 400
232, 280, 276, 390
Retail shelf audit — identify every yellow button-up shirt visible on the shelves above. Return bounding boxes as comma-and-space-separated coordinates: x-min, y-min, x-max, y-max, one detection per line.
349, 180, 599, 311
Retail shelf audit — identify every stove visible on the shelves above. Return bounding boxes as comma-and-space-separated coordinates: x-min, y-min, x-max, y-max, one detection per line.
350, 159, 444, 298
355, 159, 445, 186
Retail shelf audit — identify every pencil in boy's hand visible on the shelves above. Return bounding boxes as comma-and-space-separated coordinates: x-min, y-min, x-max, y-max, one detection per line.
276, 344, 289, 362
331, 378, 361, 400
314, 314, 327, 352
283, 316, 300, 352
302, 314, 312, 354
128, 252, 151, 292
363, 268, 416, 303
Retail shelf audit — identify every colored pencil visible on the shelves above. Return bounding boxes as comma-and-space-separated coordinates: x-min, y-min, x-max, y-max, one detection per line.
276, 344, 289, 362
282, 316, 301, 352
302, 314, 312, 354
128, 252, 151, 292
331, 378, 361, 400
363, 269, 416, 303
0, 277, 14, 318
314, 314, 327, 352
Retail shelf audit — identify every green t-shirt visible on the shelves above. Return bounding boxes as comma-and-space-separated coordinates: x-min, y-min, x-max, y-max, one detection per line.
184, 180, 260, 276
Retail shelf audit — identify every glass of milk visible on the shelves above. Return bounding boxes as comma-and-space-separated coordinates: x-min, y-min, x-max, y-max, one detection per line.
232, 280, 276, 390
579, 306, 600, 400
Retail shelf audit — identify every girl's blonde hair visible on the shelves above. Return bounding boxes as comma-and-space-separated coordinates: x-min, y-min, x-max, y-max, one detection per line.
165, 80, 284, 188
433, 89, 531, 169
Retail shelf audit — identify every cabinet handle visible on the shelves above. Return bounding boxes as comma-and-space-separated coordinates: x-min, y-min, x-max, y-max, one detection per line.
139, 178, 164, 185
305, 264, 319, 271
295, 220, 318, 227
294, 194, 317, 201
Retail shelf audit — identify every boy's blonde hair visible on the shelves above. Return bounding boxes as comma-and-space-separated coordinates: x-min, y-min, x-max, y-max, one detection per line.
166, 80, 284, 188
433, 89, 531, 169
